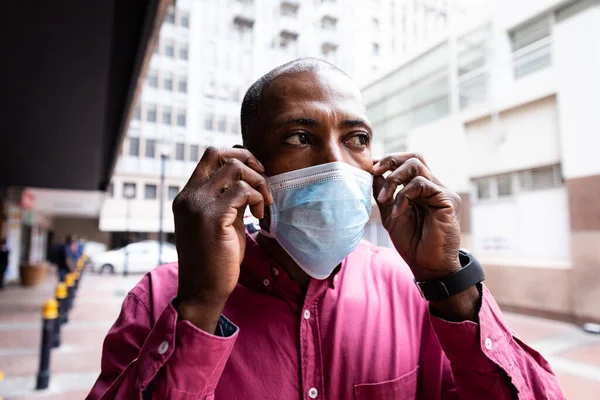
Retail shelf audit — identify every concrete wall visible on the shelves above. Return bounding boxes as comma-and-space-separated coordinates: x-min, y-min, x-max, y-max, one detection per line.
52, 217, 110, 246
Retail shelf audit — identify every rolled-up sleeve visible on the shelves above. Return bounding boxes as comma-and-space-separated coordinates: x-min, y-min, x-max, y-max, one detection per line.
87, 292, 238, 400
430, 285, 565, 399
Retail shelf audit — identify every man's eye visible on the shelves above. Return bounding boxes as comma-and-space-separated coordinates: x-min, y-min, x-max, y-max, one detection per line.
285, 133, 310, 145
346, 134, 369, 148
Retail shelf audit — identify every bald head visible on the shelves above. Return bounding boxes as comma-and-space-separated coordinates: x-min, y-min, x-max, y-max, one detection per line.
240, 58, 351, 151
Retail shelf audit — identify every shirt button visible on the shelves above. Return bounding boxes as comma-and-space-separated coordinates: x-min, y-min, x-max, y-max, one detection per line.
272, 267, 279, 276
263, 279, 270, 287
485, 337, 493, 350
303, 309, 311, 320
308, 387, 318, 398
158, 341, 169, 355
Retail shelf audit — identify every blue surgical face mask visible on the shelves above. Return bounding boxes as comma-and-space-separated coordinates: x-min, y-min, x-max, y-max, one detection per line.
262, 162, 373, 280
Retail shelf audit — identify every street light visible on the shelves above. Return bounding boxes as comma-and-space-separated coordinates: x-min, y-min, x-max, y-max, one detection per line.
158, 142, 171, 266
122, 183, 136, 277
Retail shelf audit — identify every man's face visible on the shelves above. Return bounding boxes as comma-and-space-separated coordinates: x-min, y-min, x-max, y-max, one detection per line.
252, 69, 373, 176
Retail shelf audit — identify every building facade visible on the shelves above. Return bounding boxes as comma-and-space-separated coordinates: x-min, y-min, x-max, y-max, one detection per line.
363, 0, 600, 321
100, 0, 474, 248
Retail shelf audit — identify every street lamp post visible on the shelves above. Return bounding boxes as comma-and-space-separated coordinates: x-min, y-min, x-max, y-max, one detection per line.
122, 184, 136, 277
158, 143, 171, 266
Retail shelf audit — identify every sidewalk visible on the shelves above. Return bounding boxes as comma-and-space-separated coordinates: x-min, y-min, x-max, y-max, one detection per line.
1, 273, 599, 399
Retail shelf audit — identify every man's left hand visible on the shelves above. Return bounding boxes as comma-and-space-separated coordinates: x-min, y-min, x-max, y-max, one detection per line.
372, 153, 463, 282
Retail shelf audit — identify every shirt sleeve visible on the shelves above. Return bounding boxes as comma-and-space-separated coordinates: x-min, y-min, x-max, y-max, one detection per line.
87, 292, 238, 400
429, 285, 565, 400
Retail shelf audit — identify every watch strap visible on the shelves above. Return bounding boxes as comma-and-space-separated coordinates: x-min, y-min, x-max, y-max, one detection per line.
415, 249, 485, 302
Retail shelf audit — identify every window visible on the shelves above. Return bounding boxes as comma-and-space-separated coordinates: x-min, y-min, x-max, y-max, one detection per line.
166, 7, 175, 24
372, 18, 380, 31
279, 31, 298, 50
458, 25, 491, 109
144, 184, 157, 200
147, 69, 158, 88
177, 110, 186, 127
129, 137, 140, 157
280, 3, 299, 16
218, 117, 226, 132
180, 11, 190, 28
372, 43, 380, 56
162, 106, 172, 125
190, 144, 200, 162
497, 174, 512, 197
146, 104, 157, 122
179, 43, 189, 60
123, 183, 137, 199
231, 119, 238, 134
510, 16, 551, 78
163, 72, 173, 91
165, 40, 175, 58
168, 185, 180, 200
204, 115, 213, 130
321, 16, 337, 30
175, 143, 185, 161
134, 105, 141, 120
145, 139, 156, 158
321, 42, 338, 60
178, 77, 187, 93
475, 179, 491, 200
519, 165, 562, 191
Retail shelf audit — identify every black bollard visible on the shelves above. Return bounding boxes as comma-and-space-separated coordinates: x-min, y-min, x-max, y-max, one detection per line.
36, 299, 58, 390
53, 284, 67, 347
65, 273, 75, 312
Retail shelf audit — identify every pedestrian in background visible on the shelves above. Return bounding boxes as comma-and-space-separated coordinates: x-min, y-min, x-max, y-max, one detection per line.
57, 234, 75, 282
0, 239, 9, 289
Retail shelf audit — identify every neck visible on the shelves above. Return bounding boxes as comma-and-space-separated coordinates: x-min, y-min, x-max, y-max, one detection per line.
254, 231, 311, 291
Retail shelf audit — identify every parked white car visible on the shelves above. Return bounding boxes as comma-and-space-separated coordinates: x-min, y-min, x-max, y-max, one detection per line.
90, 241, 178, 275
83, 241, 107, 257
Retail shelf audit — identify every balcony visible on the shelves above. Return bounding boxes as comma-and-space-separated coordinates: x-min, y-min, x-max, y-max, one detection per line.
232, 0, 256, 27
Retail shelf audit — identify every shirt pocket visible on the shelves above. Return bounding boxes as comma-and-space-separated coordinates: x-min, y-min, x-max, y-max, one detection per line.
354, 366, 419, 400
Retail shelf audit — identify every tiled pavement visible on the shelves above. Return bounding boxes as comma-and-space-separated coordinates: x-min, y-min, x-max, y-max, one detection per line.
0, 272, 599, 399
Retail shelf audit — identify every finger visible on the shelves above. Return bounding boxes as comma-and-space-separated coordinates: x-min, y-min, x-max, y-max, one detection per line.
187, 147, 265, 187
372, 152, 430, 175
220, 180, 265, 220
208, 158, 273, 206
377, 158, 432, 204
393, 176, 456, 218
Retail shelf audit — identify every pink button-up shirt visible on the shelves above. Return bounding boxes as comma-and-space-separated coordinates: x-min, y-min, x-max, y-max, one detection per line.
88, 235, 564, 399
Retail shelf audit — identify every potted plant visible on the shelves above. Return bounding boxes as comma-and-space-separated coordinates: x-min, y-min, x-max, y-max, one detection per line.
19, 262, 48, 287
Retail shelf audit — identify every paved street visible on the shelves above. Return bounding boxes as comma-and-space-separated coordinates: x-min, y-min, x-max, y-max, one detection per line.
0, 271, 599, 399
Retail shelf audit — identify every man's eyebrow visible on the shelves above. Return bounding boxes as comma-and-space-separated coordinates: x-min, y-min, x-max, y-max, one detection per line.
341, 119, 372, 132
281, 118, 319, 126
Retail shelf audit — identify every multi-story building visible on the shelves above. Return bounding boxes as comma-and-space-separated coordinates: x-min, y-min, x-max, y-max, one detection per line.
100, 0, 474, 248
363, 0, 600, 321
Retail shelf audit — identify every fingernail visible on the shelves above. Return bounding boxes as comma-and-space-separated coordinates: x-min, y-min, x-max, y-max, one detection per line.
377, 190, 387, 203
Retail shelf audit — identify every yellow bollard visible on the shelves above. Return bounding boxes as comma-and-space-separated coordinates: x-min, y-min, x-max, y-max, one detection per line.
65, 274, 75, 312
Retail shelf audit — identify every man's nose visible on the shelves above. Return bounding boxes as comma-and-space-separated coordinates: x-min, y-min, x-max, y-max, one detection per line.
319, 139, 347, 164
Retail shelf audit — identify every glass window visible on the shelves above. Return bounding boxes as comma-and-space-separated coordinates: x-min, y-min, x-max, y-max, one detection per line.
321, 16, 337, 30
190, 144, 200, 162
372, 43, 380, 56
510, 15, 551, 78
180, 11, 190, 28
162, 106, 172, 125
281, 3, 299, 16
177, 110, 186, 127
204, 115, 213, 130
165, 6, 175, 24
146, 104, 157, 122
372, 17, 380, 31
168, 185, 180, 200
476, 179, 491, 200
147, 69, 158, 88
178, 77, 187, 93
179, 44, 188, 60
163, 72, 173, 91
129, 137, 139, 157
123, 183, 137, 199
144, 184, 157, 199
218, 116, 226, 132
145, 139, 156, 158
165, 40, 175, 58
175, 143, 185, 161
497, 174, 513, 197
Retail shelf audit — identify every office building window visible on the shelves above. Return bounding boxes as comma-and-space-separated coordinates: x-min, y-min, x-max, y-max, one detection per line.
180, 11, 190, 28
373, 18, 380, 31
458, 25, 491, 110
204, 115, 213, 130
145, 139, 156, 159
510, 15, 551, 78
190, 144, 199, 162
231, 119, 238, 134
179, 44, 189, 60
165, 40, 175, 58
175, 143, 185, 161
372, 43, 380, 56
168, 185, 180, 200
165, 6, 175, 24
281, 3, 299, 16
178, 77, 187, 93
162, 106, 172, 125
218, 117, 226, 132
163, 72, 173, 91
497, 174, 513, 197
177, 110, 186, 127
147, 69, 158, 88
321, 16, 337, 30
144, 184, 157, 200
129, 137, 140, 157
134, 105, 141, 120
146, 104, 157, 122
123, 183, 137, 199
476, 179, 491, 200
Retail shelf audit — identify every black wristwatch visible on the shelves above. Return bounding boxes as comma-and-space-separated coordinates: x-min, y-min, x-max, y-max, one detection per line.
414, 249, 485, 302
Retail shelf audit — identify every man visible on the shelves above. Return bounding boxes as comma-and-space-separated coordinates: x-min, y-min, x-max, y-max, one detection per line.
88, 59, 564, 399
56, 234, 75, 282
0, 239, 9, 289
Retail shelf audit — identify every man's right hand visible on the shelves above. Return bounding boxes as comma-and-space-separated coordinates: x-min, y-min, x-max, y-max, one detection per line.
172, 147, 273, 334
